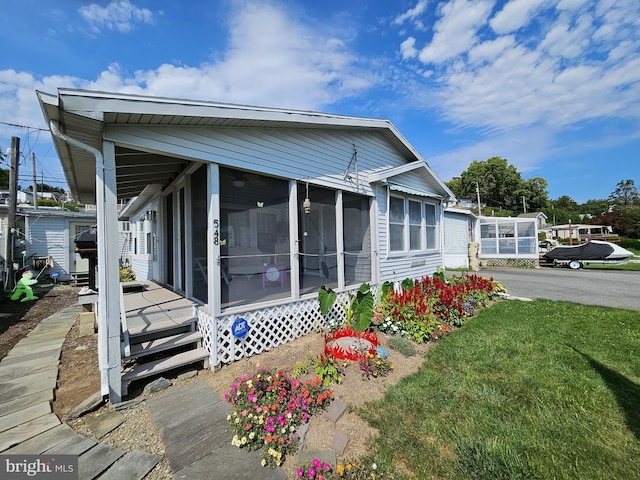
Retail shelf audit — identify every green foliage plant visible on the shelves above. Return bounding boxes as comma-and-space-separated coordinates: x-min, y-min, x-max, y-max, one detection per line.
318, 283, 374, 333
119, 266, 136, 282
307, 353, 346, 385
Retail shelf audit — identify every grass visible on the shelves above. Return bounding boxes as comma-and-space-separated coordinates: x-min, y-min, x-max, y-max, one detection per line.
360, 300, 640, 480
584, 261, 640, 271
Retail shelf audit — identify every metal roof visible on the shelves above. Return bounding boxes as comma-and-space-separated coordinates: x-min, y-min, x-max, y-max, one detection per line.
37, 89, 448, 204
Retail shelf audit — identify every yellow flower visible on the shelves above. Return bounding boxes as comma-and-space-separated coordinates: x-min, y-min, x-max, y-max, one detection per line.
337, 465, 344, 475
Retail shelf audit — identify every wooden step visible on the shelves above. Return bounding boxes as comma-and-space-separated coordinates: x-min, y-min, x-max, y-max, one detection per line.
125, 331, 203, 360
122, 348, 210, 383
127, 315, 196, 338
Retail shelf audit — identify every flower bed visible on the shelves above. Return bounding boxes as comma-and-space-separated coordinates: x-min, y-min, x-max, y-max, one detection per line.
373, 274, 502, 342
225, 368, 333, 467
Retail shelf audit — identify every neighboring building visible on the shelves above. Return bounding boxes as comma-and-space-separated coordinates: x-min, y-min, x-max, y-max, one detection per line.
38, 89, 455, 401
21, 207, 97, 282
444, 207, 476, 269
517, 211, 548, 229
477, 216, 539, 267
551, 224, 619, 243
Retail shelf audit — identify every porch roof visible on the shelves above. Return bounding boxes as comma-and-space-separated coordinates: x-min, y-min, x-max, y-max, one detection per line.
37, 89, 438, 205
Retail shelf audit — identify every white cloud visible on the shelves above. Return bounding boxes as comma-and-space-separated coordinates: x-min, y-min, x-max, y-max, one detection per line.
400, 37, 419, 59
395, 0, 429, 30
399, 0, 640, 134
418, 0, 494, 64
0, 2, 372, 144
78, 0, 156, 33
490, 0, 547, 34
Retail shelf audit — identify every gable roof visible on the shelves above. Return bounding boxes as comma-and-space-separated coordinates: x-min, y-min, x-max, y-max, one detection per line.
38, 89, 451, 203
517, 212, 548, 220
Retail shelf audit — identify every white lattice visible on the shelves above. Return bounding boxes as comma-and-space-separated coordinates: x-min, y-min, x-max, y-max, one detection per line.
196, 292, 362, 367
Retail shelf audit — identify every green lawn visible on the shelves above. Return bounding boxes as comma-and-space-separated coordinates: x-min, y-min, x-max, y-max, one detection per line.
360, 300, 640, 479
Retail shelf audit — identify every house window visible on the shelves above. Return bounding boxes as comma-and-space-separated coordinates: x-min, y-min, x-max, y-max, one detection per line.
425, 203, 436, 249
389, 195, 438, 253
409, 200, 422, 251
389, 196, 405, 251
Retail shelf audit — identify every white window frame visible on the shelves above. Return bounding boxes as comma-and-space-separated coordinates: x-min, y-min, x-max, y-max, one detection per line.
389, 194, 439, 254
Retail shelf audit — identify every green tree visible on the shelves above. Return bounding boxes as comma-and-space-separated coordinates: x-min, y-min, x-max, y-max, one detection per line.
26, 183, 65, 195
608, 179, 639, 206
446, 156, 535, 212
523, 177, 549, 211
581, 198, 609, 217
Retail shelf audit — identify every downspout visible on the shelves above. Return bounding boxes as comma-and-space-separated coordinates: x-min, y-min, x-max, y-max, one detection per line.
48, 120, 117, 391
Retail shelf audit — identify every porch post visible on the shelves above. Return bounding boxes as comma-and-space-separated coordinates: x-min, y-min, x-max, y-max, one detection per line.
208, 163, 221, 315
97, 140, 123, 403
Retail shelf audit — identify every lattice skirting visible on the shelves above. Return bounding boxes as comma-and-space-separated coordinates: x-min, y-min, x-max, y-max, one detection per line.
481, 258, 539, 268
195, 294, 350, 368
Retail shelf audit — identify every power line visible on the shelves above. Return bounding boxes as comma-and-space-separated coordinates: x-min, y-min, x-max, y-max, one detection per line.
0, 121, 48, 131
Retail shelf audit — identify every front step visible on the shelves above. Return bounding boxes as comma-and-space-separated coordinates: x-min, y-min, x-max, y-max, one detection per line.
126, 315, 196, 343
126, 331, 204, 360
122, 348, 210, 390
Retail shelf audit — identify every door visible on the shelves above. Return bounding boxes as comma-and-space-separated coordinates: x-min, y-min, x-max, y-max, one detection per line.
70, 223, 93, 274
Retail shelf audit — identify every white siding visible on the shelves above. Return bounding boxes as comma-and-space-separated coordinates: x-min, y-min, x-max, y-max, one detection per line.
105, 126, 409, 195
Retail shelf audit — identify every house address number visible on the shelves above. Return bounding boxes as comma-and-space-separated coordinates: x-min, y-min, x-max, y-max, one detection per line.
213, 219, 219, 245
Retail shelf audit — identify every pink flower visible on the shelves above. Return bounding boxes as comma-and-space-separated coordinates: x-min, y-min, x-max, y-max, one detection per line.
312, 458, 321, 468
309, 467, 316, 478
297, 468, 304, 478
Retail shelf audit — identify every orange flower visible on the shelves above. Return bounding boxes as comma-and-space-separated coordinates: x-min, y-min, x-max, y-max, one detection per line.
266, 435, 273, 444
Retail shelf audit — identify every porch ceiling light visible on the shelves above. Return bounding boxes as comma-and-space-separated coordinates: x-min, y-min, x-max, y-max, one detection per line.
303, 180, 311, 214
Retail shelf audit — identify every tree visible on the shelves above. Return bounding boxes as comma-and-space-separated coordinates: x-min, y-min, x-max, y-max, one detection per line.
446, 156, 548, 213
608, 179, 639, 206
593, 206, 640, 239
523, 177, 549, 212
26, 183, 66, 195
553, 195, 579, 211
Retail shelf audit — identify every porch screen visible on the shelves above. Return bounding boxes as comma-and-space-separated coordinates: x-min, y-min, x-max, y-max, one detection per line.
298, 184, 338, 295
343, 193, 371, 285
220, 168, 290, 308
191, 164, 208, 303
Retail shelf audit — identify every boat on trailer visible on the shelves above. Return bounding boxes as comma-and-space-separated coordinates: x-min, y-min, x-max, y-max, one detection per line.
542, 240, 634, 269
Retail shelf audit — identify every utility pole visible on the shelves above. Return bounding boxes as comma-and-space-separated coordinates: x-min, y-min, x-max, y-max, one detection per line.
475, 182, 482, 216
522, 195, 527, 213
5, 136, 20, 290
31, 152, 38, 209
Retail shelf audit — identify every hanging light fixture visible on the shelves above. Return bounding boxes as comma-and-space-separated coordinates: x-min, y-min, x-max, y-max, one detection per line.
303, 180, 311, 214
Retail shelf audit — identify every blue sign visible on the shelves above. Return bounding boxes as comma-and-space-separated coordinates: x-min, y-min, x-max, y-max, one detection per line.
49, 271, 60, 279
231, 317, 249, 339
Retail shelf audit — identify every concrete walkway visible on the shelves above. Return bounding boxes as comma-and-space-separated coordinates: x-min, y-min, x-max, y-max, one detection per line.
0, 303, 160, 480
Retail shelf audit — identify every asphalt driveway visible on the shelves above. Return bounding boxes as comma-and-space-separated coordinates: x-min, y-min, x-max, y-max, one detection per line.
475, 267, 640, 311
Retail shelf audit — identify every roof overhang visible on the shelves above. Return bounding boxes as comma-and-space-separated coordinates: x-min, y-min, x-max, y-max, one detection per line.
38, 88, 447, 204
367, 161, 455, 201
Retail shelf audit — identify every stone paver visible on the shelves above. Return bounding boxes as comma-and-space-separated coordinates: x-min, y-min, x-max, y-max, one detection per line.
84, 411, 125, 438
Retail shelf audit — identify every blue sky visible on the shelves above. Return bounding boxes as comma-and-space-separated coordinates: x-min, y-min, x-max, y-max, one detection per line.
0, 0, 638, 204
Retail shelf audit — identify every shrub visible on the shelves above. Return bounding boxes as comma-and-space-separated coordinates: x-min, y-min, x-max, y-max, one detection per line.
620, 237, 640, 251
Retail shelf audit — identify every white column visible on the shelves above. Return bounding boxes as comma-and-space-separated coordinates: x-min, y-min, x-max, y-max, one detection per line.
97, 140, 123, 403
208, 163, 221, 314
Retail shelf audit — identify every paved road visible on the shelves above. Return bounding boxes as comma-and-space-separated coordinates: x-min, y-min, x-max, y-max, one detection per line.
477, 267, 640, 311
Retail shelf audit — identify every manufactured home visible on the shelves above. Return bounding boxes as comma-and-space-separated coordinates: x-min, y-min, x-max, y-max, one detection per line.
38, 89, 454, 402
